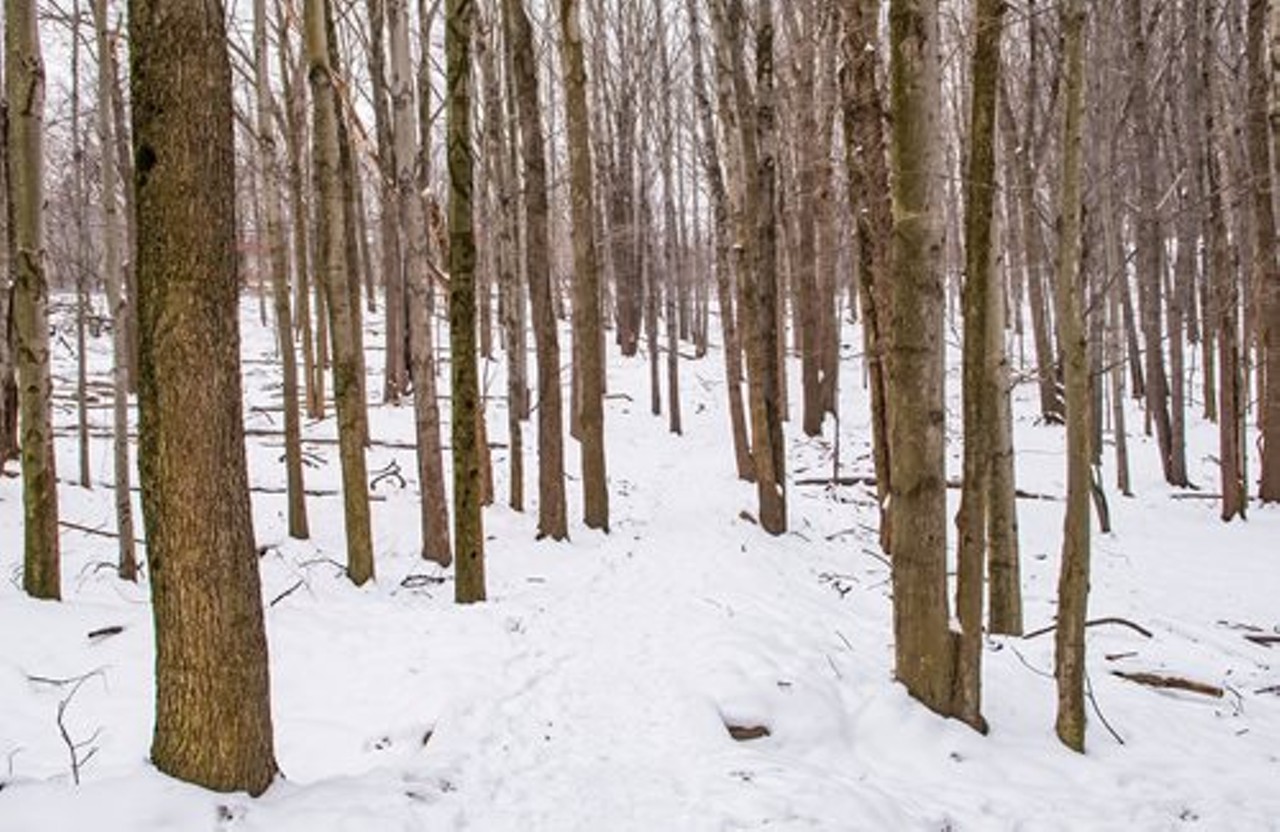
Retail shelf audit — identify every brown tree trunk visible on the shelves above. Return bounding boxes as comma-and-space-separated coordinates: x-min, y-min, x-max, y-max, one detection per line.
504, 0, 567, 540
308, 0, 375, 584
953, 0, 1005, 734
888, 0, 951, 715
6, 0, 60, 600
1204, 5, 1247, 522
1248, 0, 1280, 502
94, 0, 139, 574
448, 0, 485, 601
689, 0, 752, 482
841, 0, 893, 552
1053, 0, 1091, 753
560, 0, 609, 532
132, 0, 277, 792
257, 0, 309, 541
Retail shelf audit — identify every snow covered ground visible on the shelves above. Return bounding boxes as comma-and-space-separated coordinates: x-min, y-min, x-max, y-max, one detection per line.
2, 296, 1279, 831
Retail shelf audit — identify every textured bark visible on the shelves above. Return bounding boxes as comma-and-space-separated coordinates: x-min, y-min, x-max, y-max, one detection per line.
306, 0, 375, 584
953, 0, 1004, 734
840, 0, 893, 553
1248, 0, 1280, 502
130, 0, 277, 792
504, 0, 567, 540
256, 0, 308, 541
689, 0, 752, 482
888, 0, 951, 715
94, 0, 139, 576
1053, 0, 1091, 753
6, 0, 60, 600
560, 0, 609, 532
448, 0, 485, 600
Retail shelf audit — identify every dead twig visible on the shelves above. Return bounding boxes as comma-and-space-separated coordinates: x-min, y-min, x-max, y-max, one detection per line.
269, 580, 305, 607
55, 672, 106, 785
1243, 634, 1280, 648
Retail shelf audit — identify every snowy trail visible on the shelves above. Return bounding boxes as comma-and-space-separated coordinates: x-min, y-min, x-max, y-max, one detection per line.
3, 300, 1280, 830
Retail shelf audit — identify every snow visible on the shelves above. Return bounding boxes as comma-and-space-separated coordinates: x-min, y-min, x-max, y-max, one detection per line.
2, 296, 1279, 830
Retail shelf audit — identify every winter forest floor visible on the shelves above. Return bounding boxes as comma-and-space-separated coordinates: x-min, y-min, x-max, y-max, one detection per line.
2, 296, 1280, 831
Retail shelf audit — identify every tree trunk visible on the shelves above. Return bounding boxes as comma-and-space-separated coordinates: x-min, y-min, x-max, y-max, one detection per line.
1053, 0, 1091, 753
447, 0, 485, 600
841, 0, 893, 553
1125, 0, 1179, 486
94, 0, 140, 576
0, 52, 15, 468
888, 0, 951, 715
5, 0, 60, 600
953, 0, 1004, 734
560, 0, 609, 532
306, 0, 375, 584
504, 0, 567, 540
717, 0, 786, 535
1204, 5, 1247, 522
1248, 0, 1280, 501
131, 0, 277, 792
256, 0, 308, 541
689, 0, 752, 482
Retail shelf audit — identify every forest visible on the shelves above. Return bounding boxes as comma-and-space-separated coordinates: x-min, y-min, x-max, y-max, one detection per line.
2, 0, 1279, 828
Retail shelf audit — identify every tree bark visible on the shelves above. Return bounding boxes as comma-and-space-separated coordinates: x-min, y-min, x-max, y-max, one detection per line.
6, 0, 60, 600
447, 0, 485, 600
504, 0, 567, 540
131, 0, 277, 792
306, 0, 375, 584
1053, 0, 1091, 753
559, 0, 609, 532
888, 0, 951, 716
94, 0, 140, 575
953, 0, 1004, 734
840, 0, 893, 553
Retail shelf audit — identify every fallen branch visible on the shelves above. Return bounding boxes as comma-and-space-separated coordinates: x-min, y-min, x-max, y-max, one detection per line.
1112, 671, 1223, 698
1243, 634, 1280, 648
1023, 616, 1154, 640
269, 580, 305, 607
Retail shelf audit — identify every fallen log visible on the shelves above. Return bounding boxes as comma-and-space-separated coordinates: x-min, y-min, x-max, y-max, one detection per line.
793, 475, 1059, 501
1112, 671, 1223, 698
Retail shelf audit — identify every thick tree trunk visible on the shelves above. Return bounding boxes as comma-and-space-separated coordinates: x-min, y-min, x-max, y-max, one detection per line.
1053, 0, 1091, 753
5, 0, 60, 600
504, 0, 567, 540
307, 0, 375, 584
131, 0, 277, 792
888, 0, 951, 716
560, 0, 609, 532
